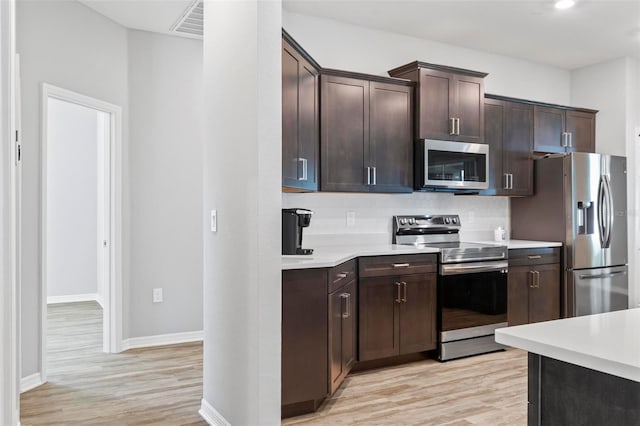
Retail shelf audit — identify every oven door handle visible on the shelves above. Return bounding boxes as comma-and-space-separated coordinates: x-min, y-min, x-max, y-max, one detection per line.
440, 261, 508, 276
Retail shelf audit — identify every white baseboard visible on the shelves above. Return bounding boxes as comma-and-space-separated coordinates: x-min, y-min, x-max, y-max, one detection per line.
121, 330, 203, 351
47, 293, 100, 305
20, 372, 45, 393
199, 399, 231, 426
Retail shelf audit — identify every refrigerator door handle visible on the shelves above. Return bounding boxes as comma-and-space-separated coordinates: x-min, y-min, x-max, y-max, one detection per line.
578, 271, 626, 280
603, 174, 613, 249
597, 176, 606, 248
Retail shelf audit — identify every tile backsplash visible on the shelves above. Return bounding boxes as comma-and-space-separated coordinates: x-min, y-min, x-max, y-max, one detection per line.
282, 192, 510, 247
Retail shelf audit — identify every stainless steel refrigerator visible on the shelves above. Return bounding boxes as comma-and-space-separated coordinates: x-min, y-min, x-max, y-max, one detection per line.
511, 152, 628, 317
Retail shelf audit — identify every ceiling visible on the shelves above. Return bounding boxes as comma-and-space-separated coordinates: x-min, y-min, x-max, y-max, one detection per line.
78, 0, 640, 70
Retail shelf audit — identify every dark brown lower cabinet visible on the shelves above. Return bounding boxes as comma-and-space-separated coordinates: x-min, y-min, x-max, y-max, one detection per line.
328, 278, 357, 394
282, 269, 328, 416
508, 249, 561, 326
359, 273, 437, 361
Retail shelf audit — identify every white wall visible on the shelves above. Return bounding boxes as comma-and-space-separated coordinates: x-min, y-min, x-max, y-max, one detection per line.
283, 11, 571, 105
1, 0, 19, 423
571, 57, 628, 156
17, 0, 128, 378
202, 0, 281, 424
127, 29, 203, 338
46, 98, 100, 300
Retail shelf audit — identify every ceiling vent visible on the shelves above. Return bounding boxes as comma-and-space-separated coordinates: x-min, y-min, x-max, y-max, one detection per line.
171, 0, 203, 39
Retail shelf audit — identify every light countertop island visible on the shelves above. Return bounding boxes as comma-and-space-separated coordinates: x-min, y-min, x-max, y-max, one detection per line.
496, 309, 640, 425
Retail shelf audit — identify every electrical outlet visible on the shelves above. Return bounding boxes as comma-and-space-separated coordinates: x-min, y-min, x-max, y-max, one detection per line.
153, 288, 163, 303
210, 210, 217, 232
346, 211, 356, 227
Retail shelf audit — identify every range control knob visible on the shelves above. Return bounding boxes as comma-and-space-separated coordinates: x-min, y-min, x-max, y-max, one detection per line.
452, 217, 458, 224
445, 217, 451, 224
409, 218, 416, 225
400, 218, 407, 225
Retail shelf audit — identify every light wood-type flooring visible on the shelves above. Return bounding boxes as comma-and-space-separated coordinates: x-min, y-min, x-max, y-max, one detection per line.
21, 302, 527, 425
20, 302, 206, 426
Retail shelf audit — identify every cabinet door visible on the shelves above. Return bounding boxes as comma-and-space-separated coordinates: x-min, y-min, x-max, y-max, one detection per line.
504, 101, 533, 196
565, 110, 595, 153
507, 266, 531, 327
282, 41, 319, 191
533, 105, 565, 153
529, 263, 561, 324
418, 69, 454, 140
328, 279, 357, 395
359, 276, 399, 361
282, 43, 301, 187
282, 269, 328, 405
321, 75, 370, 192
482, 98, 505, 195
453, 74, 484, 144
369, 81, 413, 193
398, 274, 437, 354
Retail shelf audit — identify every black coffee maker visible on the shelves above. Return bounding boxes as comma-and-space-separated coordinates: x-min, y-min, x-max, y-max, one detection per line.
282, 208, 314, 255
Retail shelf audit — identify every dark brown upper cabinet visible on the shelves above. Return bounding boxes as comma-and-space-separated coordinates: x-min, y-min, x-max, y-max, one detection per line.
320, 69, 414, 193
388, 61, 487, 144
483, 96, 533, 196
533, 104, 596, 154
282, 31, 320, 192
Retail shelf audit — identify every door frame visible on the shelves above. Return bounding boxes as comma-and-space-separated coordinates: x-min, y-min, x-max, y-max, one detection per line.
40, 83, 123, 382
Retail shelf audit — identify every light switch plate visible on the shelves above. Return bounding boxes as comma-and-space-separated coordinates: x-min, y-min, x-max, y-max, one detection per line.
153, 288, 163, 303
211, 210, 217, 232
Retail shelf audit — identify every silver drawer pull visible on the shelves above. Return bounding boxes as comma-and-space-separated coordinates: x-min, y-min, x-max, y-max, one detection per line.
527, 255, 542, 259
336, 273, 348, 279
392, 263, 410, 268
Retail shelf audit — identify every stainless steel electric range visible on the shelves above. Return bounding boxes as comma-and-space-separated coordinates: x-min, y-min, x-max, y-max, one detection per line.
393, 214, 508, 361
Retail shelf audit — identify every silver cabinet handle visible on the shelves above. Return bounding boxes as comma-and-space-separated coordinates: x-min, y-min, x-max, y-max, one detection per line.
341, 293, 351, 318
298, 158, 308, 181
527, 255, 542, 259
392, 263, 410, 268
510, 174, 514, 190
336, 272, 348, 279
561, 132, 568, 148
504, 173, 509, 190
529, 270, 536, 288
366, 166, 371, 185
568, 132, 573, 148
449, 117, 456, 135
401, 281, 407, 303
455, 118, 460, 135
372, 166, 377, 185
395, 282, 402, 303
535, 270, 540, 288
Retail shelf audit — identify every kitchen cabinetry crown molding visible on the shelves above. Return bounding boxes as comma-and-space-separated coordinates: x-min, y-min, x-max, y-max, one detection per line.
321, 68, 415, 87
282, 28, 322, 71
485, 93, 598, 114
388, 61, 488, 79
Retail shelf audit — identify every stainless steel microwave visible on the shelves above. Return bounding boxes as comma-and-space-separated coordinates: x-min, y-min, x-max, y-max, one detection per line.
419, 139, 489, 190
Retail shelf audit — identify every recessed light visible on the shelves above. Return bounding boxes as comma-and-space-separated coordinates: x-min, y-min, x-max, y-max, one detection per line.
555, 0, 576, 9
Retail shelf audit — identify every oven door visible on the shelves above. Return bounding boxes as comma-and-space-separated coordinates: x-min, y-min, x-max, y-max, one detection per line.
438, 261, 508, 339
422, 139, 489, 190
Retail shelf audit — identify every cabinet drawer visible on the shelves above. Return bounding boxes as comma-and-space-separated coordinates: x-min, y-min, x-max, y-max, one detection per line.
359, 254, 437, 278
329, 259, 357, 293
509, 247, 560, 266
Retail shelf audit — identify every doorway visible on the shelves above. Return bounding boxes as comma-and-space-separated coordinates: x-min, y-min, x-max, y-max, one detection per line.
40, 84, 123, 382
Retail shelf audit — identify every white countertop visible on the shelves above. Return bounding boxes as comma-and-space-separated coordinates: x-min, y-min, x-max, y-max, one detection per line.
282, 239, 561, 270
282, 244, 440, 270
495, 308, 640, 382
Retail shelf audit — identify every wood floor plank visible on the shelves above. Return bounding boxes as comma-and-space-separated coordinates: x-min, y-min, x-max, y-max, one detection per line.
22, 302, 527, 425
20, 302, 207, 426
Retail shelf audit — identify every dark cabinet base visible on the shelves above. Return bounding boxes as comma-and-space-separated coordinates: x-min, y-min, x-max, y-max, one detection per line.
528, 353, 640, 425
